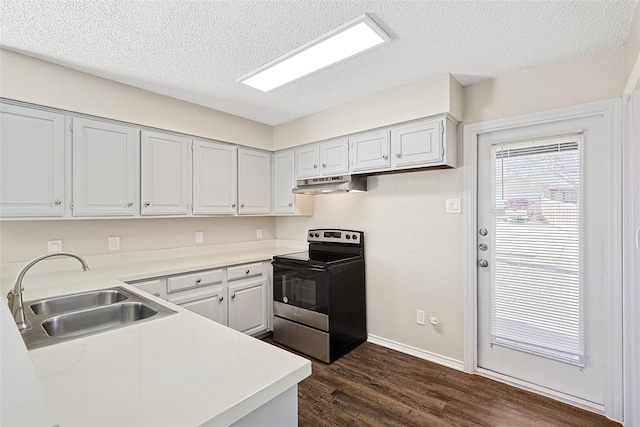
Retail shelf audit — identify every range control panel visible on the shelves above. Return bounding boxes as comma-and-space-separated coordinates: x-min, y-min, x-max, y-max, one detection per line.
307, 229, 363, 245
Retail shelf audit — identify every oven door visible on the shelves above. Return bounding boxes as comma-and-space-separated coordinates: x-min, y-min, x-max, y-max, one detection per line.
272, 261, 329, 314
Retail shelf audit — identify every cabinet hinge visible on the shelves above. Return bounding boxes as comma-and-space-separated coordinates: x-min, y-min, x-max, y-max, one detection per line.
70, 122, 74, 132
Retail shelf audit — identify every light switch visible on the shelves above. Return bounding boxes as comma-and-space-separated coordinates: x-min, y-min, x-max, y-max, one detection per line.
446, 199, 461, 214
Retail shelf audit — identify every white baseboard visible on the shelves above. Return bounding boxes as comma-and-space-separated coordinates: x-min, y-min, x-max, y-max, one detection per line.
367, 334, 464, 371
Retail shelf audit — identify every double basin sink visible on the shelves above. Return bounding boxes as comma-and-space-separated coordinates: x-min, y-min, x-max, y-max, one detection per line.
20, 286, 175, 349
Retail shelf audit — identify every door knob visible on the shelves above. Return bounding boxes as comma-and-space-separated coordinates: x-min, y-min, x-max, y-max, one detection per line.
478, 259, 489, 268
382, 154, 388, 160
127, 202, 134, 207
219, 296, 224, 302
54, 199, 62, 205
322, 163, 327, 168
313, 164, 318, 169
395, 153, 401, 158
145, 201, 151, 207
232, 294, 236, 299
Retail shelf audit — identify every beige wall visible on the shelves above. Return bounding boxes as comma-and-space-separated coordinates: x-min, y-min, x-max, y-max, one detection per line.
0, 217, 276, 264
625, 4, 640, 93
0, 49, 272, 149
272, 74, 463, 150
463, 48, 624, 125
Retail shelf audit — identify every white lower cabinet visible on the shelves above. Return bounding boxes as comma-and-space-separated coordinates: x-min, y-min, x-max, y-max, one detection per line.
228, 277, 268, 336
127, 261, 270, 336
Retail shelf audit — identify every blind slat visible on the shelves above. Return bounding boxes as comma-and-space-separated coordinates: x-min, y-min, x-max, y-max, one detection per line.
490, 137, 584, 366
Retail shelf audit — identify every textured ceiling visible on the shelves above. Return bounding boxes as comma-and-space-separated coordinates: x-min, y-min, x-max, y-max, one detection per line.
0, 1, 637, 125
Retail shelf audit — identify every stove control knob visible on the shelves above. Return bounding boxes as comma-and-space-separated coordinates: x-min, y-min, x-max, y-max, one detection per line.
309, 233, 313, 238
314, 233, 319, 238
352, 234, 358, 240
346, 235, 351, 239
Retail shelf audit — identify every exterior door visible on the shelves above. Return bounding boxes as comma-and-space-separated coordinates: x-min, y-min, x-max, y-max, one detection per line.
474, 106, 621, 413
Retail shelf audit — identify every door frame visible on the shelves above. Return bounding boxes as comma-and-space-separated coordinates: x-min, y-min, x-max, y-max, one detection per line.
462, 98, 623, 420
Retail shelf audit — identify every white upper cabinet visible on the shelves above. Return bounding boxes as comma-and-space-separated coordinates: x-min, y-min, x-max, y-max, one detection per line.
192, 140, 237, 215
273, 150, 295, 214
0, 104, 66, 217
238, 148, 271, 215
391, 119, 443, 168
296, 145, 320, 179
350, 130, 391, 172
320, 138, 349, 176
141, 130, 190, 216
72, 118, 139, 217
295, 139, 349, 180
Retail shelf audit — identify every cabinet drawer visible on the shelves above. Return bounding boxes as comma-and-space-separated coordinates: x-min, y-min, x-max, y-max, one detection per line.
128, 278, 164, 298
227, 262, 263, 281
167, 269, 223, 293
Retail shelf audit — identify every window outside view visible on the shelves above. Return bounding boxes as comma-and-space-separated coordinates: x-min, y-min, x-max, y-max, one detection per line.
490, 138, 584, 365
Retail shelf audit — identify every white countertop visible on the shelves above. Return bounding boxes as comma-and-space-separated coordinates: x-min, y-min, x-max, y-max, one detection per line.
1, 241, 311, 427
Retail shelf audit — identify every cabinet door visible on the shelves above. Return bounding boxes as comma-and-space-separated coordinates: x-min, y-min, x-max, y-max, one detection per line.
238, 148, 271, 215
273, 150, 295, 214
350, 130, 390, 173
228, 277, 268, 336
320, 138, 349, 176
391, 119, 443, 168
295, 144, 320, 179
72, 118, 139, 216
193, 140, 237, 215
0, 104, 65, 217
141, 131, 190, 215
174, 290, 227, 325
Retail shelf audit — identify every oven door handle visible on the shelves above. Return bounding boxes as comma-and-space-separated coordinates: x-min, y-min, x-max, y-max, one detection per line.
271, 261, 326, 273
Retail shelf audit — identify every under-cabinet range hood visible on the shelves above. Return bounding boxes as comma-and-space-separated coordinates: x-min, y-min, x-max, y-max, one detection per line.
292, 175, 367, 195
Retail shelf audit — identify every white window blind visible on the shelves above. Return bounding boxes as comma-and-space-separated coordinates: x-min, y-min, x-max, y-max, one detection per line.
490, 136, 584, 366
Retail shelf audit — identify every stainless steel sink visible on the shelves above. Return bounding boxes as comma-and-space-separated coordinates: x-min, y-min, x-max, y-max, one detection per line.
20, 287, 175, 349
30, 289, 129, 315
42, 302, 158, 338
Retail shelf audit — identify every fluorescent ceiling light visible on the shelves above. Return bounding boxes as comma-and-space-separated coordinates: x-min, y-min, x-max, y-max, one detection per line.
237, 14, 391, 92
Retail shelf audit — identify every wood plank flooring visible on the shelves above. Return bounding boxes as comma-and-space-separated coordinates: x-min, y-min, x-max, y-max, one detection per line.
263, 337, 620, 427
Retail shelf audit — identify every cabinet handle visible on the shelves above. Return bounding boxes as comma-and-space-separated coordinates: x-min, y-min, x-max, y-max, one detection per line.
288, 203, 292, 207
219, 296, 224, 302
245, 269, 250, 275
313, 164, 318, 169
54, 199, 62, 205
322, 163, 327, 168
382, 155, 388, 160
145, 201, 151, 207
232, 294, 236, 299
127, 202, 133, 207
232, 203, 236, 208
395, 153, 401, 158
196, 278, 201, 284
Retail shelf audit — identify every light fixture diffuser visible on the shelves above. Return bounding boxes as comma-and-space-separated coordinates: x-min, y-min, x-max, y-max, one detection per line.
237, 14, 391, 92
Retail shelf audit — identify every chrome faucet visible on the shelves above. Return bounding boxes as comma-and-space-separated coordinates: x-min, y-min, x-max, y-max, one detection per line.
7, 252, 90, 331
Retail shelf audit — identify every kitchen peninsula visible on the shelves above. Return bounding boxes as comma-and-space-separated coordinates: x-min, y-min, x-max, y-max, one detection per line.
1, 242, 311, 427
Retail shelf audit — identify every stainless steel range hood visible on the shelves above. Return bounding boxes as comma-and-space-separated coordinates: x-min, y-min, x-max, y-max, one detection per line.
292, 175, 367, 195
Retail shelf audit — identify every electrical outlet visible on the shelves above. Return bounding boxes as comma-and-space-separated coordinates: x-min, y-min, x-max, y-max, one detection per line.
256, 228, 263, 239
108, 236, 120, 251
416, 310, 425, 326
195, 231, 204, 243
48, 240, 62, 253
445, 199, 461, 214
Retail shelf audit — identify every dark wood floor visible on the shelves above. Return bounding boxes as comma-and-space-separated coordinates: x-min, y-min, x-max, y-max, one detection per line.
263, 337, 620, 427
